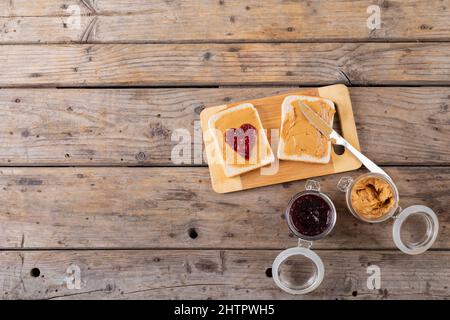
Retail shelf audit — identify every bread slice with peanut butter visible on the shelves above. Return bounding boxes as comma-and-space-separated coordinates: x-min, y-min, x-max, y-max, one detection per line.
277, 95, 335, 164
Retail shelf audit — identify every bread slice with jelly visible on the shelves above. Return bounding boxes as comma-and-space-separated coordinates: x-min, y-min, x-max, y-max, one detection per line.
208, 103, 275, 177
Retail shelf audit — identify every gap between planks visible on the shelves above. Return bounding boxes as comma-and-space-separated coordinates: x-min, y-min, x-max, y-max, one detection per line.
4, 40, 450, 45
1, 248, 450, 252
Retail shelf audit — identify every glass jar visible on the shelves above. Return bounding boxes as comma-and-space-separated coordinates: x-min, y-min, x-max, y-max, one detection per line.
272, 180, 336, 294
338, 173, 439, 255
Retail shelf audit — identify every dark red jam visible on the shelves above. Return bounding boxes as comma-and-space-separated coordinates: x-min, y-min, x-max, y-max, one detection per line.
288, 194, 332, 237
225, 123, 257, 160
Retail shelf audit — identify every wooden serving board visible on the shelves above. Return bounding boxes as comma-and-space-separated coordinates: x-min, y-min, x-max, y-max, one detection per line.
200, 84, 362, 193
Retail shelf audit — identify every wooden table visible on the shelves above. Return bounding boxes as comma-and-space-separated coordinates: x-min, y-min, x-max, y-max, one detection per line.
0, 0, 449, 300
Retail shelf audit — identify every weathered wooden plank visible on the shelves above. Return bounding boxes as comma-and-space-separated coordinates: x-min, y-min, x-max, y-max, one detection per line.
0, 250, 448, 299
0, 167, 447, 249
0, 0, 90, 16
1, 43, 450, 86
0, 87, 448, 165
1, 1, 450, 43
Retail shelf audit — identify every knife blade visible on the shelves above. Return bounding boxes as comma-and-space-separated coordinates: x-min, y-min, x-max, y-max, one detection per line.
294, 100, 334, 139
294, 99, 390, 178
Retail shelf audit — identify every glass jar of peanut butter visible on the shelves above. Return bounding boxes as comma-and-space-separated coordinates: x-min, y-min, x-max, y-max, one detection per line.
272, 180, 336, 294
338, 173, 439, 255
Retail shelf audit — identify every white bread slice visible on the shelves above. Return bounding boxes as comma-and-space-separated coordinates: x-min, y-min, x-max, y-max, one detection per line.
208, 103, 275, 177
277, 95, 335, 163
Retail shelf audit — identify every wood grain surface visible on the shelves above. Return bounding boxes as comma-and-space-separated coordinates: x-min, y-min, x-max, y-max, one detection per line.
0, 87, 448, 166
1, 43, 450, 86
1, 0, 449, 300
1, 0, 450, 43
1, 250, 448, 299
0, 166, 447, 249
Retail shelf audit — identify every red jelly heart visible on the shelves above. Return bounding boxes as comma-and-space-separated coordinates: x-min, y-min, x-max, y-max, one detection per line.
225, 123, 257, 160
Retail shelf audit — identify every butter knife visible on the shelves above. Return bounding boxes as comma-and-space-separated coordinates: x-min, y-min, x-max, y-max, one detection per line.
295, 100, 390, 178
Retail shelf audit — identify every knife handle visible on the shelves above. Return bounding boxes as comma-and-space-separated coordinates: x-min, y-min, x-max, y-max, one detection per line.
330, 131, 391, 179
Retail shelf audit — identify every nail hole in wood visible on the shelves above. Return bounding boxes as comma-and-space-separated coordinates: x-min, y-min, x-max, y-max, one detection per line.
265, 268, 272, 278
352, 290, 358, 297
30, 268, 40, 277
188, 228, 198, 239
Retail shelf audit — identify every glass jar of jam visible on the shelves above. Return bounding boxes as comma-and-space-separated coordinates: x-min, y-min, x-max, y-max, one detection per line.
272, 180, 336, 295
338, 172, 439, 255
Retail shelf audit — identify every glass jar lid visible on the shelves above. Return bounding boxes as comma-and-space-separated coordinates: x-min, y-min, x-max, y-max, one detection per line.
392, 205, 439, 255
272, 245, 324, 295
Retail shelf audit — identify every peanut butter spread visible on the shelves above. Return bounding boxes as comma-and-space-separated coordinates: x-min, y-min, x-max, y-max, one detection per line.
351, 177, 396, 220
215, 107, 262, 133
214, 107, 269, 167
281, 99, 335, 158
